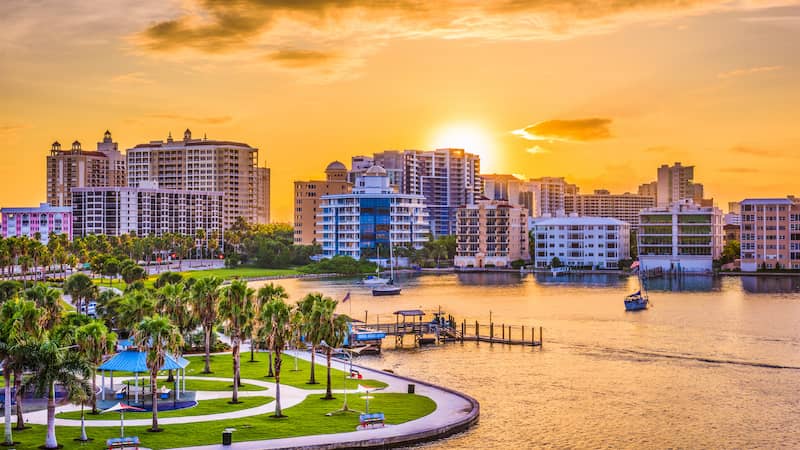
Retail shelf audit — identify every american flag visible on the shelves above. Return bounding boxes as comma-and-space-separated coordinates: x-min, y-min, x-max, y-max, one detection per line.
342, 291, 351, 303
630, 261, 640, 270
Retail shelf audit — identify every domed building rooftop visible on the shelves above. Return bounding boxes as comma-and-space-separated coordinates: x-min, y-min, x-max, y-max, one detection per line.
326, 161, 347, 172
364, 165, 387, 176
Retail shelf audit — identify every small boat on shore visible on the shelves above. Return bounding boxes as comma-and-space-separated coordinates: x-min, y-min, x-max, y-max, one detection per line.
363, 275, 390, 286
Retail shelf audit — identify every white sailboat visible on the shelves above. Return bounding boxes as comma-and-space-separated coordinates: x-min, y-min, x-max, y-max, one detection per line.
373, 240, 401, 296
362, 245, 390, 285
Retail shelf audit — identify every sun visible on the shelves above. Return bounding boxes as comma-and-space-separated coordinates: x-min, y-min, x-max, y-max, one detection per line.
430, 123, 494, 170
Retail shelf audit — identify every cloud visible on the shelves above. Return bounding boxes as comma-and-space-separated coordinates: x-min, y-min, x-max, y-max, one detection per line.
526, 145, 548, 154
0, 123, 30, 136
720, 167, 759, 174
513, 118, 613, 142
266, 49, 339, 68
143, 113, 233, 125
730, 145, 785, 157
129, 0, 797, 78
717, 65, 783, 79
110, 72, 154, 84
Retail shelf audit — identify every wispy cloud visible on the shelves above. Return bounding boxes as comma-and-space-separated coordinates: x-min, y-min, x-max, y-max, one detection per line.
0, 123, 30, 136
717, 65, 783, 79
513, 118, 613, 143
110, 72, 154, 84
266, 49, 339, 68
730, 145, 785, 157
143, 113, 233, 125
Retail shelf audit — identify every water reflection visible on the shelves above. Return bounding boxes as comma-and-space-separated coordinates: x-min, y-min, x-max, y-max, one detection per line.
741, 275, 800, 293
455, 272, 524, 285
643, 275, 720, 292
533, 272, 626, 286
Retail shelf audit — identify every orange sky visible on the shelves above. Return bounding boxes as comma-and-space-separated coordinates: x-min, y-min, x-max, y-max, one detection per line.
1, 0, 799, 221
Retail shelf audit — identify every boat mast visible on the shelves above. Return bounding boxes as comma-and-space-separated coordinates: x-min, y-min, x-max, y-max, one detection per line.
389, 234, 395, 282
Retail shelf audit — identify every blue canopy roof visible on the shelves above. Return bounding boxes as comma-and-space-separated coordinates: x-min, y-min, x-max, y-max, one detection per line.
98, 350, 189, 373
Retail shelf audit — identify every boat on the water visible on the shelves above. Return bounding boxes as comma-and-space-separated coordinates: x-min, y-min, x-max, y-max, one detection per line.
372, 286, 401, 296
362, 275, 390, 286
624, 290, 649, 311
625, 261, 650, 311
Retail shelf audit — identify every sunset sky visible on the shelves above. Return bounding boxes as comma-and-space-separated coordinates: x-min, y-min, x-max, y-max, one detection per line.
2, 0, 799, 221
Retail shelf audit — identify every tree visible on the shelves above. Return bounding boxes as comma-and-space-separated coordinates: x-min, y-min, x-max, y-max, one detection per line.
218, 280, 254, 403
550, 257, 563, 268
76, 321, 117, 414
154, 271, 183, 289
0, 298, 45, 431
0, 280, 21, 303
121, 264, 147, 284
297, 292, 323, 385
133, 315, 183, 432
315, 297, 348, 400
719, 240, 740, 266
25, 340, 92, 449
65, 365, 93, 442
64, 273, 97, 316
255, 284, 288, 376
191, 276, 223, 374
22, 283, 62, 329
118, 291, 155, 333
261, 296, 292, 417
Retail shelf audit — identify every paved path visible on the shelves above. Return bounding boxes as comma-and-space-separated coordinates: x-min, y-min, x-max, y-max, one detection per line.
170, 350, 478, 450
24, 376, 314, 427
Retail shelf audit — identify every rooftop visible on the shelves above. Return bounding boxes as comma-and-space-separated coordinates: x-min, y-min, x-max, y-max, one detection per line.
533, 216, 629, 226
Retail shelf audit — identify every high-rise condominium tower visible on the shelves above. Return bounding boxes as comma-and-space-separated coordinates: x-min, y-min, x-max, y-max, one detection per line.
126, 129, 265, 229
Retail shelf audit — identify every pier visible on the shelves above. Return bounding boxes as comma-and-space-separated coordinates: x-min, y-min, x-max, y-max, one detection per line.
363, 310, 543, 348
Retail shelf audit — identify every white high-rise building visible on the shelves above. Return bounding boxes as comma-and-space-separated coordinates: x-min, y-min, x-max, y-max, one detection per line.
318, 165, 429, 260
523, 177, 578, 217
655, 162, 704, 207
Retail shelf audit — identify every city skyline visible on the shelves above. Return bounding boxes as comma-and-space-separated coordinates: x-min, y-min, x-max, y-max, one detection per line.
2, 1, 800, 221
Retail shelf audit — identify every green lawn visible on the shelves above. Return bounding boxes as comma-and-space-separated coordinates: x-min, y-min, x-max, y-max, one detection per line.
11, 393, 435, 450
56, 396, 273, 421
185, 353, 388, 390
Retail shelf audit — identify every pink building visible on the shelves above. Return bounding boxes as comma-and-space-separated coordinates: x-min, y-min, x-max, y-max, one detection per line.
1, 203, 73, 244
740, 197, 800, 271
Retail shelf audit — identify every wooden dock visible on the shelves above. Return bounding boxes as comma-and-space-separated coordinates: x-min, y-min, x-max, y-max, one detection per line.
364, 314, 542, 348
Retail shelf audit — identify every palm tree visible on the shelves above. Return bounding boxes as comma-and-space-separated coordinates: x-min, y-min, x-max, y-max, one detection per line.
0, 280, 22, 303
217, 280, 254, 403
190, 276, 223, 373
65, 374, 92, 442
156, 283, 195, 382
25, 339, 92, 449
64, 273, 97, 315
0, 298, 45, 430
118, 291, 155, 331
22, 283, 62, 329
261, 296, 292, 417
255, 284, 288, 376
297, 293, 323, 385
76, 321, 117, 414
133, 315, 183, 432
314, 297, 348, 400
289, 308, 304, 372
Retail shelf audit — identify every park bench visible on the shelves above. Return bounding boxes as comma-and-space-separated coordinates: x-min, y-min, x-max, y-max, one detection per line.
359, 412, 385, 429
115, 386, 128, 400
106, 436, 140, 449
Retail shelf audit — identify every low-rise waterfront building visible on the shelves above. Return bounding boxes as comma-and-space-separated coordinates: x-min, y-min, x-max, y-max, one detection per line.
318, 165, 429, 259
454, 199, 529, 268
293, 161, 352, 245
1, 203, 73, 243
531, 215, 630, 269
71, 182, 223, 244
739, 197, 800, 271
638, 199, 723, 272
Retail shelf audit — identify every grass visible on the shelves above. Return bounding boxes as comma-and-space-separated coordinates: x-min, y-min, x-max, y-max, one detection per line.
10, 393, 435, 450
56, 396, 274, 421
90, 266, 304, 291
185, 353, 388, 390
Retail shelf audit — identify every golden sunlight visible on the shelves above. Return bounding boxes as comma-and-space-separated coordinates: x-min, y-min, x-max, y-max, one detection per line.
430, 123, 495, 170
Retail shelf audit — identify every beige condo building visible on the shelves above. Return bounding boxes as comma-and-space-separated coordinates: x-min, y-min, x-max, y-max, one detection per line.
565, 189, 655, 230
454, 199, 530, 268
126, 129, 266, 229
46, 130, 127, 207
293, 161, 352, 245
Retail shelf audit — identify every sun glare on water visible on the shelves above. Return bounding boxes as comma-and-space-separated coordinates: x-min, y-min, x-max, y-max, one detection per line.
430, 123, 495, 170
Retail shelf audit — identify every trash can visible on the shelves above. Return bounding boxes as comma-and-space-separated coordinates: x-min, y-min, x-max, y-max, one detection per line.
222, 430, 232, 446
407, 384, 415, 394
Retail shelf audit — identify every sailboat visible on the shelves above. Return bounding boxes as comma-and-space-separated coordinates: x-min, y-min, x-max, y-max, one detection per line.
362, 245, 390, 286
372, 242, 401, 296
624, 261, 650, 311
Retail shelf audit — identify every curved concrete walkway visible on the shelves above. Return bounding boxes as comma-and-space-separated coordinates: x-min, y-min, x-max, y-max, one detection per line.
170, 350, 479, 450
